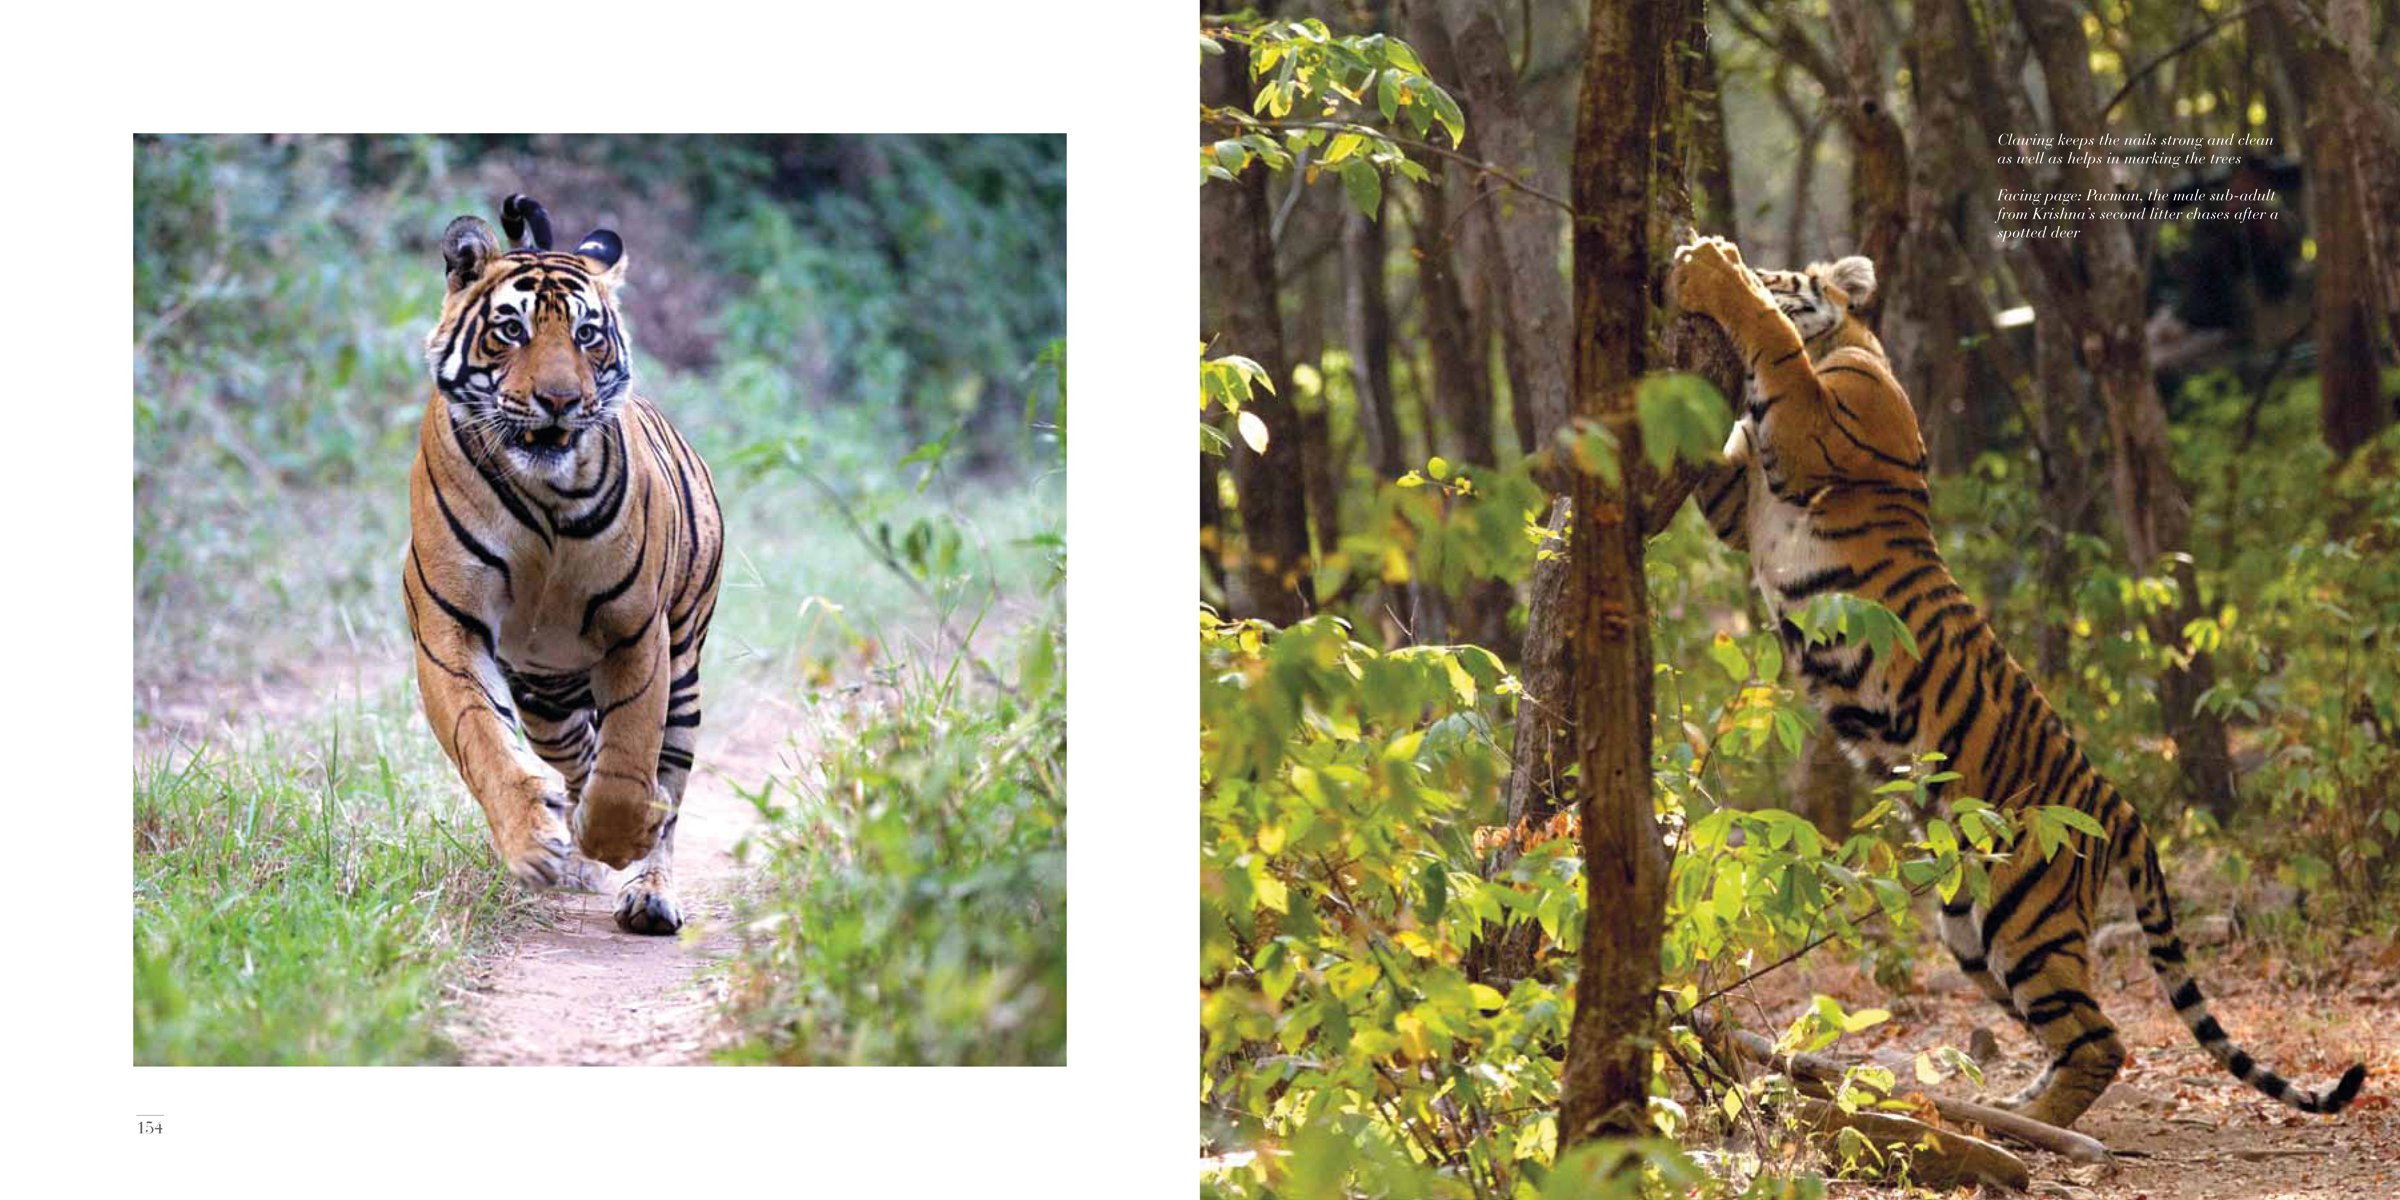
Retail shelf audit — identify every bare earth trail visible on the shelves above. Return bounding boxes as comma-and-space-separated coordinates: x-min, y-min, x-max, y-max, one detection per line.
447, 699, 803, 1066
1749, 926, 2400, 1198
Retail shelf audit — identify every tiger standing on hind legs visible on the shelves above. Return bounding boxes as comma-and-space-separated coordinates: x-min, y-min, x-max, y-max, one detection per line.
404, 194, 724, 936
1666, 233, 2365, 1129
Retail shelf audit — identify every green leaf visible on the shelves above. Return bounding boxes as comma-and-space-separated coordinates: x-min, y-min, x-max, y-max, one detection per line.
1340, 159, 1381, 218
2040, 804, 2107, 840
1634, 372, 1733, 471
1706, 632, 1747, 682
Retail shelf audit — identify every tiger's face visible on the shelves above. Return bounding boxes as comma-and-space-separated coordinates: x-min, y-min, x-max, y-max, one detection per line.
424, 209, 632, 474
1752, 255, 1877, 344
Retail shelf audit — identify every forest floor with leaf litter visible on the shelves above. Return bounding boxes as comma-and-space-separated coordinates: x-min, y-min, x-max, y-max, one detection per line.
1729, 916, 2400, 1198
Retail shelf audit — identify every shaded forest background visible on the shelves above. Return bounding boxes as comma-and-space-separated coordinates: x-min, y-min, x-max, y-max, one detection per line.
1201, 1, 2400, 1194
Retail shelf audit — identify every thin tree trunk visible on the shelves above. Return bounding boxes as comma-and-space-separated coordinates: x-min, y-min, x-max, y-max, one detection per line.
1439, 0, 1575, 467
2031, 309, 2102, 683
1345, 200, 1409, 481
1284, 254, 1347, 562
2310, 99, 2385, 459
1768, 66, 1830, 265
1202, 29, 1314, 625
1408, 181, 1500, 472
1202, 452, 1227, 594
1437, 0, 1586, 892
1559, 0, 1669, 1150
1388, 0, 1519, 652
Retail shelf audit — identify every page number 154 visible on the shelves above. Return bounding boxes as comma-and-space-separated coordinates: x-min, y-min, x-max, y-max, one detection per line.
137, 1117, 164, 1135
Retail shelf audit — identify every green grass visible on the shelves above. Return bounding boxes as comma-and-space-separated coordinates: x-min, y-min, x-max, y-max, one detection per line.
134, 687, 535, 1065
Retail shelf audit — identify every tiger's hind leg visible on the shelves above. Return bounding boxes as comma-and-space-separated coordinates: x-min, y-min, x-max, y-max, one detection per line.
1993, 929, 2125, 1128
612, 667, 701, 935
1939, 903, 2032, 1033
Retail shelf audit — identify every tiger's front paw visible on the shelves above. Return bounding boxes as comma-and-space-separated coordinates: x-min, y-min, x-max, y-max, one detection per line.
498, 775, 579, 888
1668, 235, 1762, 322
614, 866, 683, 936
573, 777, 665, 870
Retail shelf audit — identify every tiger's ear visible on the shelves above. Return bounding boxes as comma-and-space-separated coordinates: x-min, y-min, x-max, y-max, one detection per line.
575, 229, 627, 290
441, 216, 500, 293
1820, 255, 1876, 306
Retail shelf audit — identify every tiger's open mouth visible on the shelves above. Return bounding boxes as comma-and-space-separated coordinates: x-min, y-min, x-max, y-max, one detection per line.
510, 423, 580, 458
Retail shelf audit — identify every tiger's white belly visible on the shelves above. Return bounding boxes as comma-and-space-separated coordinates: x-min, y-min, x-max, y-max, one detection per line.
1736, 428, 1901, 770
1732, 415, 1840, 611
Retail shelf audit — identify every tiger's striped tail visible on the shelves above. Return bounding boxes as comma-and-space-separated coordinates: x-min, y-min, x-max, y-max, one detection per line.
2133, 831, 2366, 1114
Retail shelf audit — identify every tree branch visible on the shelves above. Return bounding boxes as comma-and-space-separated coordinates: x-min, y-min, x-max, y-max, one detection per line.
1202, 110, 1580, 216
2103, 2, 2275, 118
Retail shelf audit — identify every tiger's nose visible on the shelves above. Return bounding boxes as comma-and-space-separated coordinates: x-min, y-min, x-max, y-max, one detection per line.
533, 384, 585, 416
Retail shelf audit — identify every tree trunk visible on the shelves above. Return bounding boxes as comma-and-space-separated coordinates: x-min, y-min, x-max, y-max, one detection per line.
1285, 259, 1347, 562
1202, 451, 1227, 594
1435, 0, 1586, 891
1439, 0, 1576, 466
1826, 0, 1910, 279
2311, 111, 2386, 459
1693, 20, 1740, 239
1987, 0, 2240, 821
1201, 30, 1315, 626
1767, 65, 1829, 266
1410, 190, 1499, 472
2031, 310, 2103, 683
1387, 0, 1519, 652
1344, 200, 1409, 481
1893, 0, 1983, 474
1558, 0, 1669, 1150
2285, 0, 2395, 458
2277, 0, 2400, 358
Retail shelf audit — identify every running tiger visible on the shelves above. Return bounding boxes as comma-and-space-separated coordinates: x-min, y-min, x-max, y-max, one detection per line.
405, 195, 724, 935
1668, 234, 2365, 1128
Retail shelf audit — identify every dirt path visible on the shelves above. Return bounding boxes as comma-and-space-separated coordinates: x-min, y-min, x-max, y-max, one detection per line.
446, 699, 805, 1066
1744, 927, 2400, 1198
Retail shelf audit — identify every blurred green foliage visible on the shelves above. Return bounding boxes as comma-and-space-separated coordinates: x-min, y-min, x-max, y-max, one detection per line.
134, 133, 1063, 684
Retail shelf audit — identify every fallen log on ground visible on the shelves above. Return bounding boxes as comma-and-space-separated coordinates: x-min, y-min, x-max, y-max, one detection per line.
1788, 1095, 2032, 1191
1690, 1012, 2115, 1166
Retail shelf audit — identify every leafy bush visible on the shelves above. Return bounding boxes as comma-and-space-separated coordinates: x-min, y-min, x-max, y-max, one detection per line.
721, 596, 1064, 1066
717, 367, 1067, 1067
1198, 590, 2087, 1195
